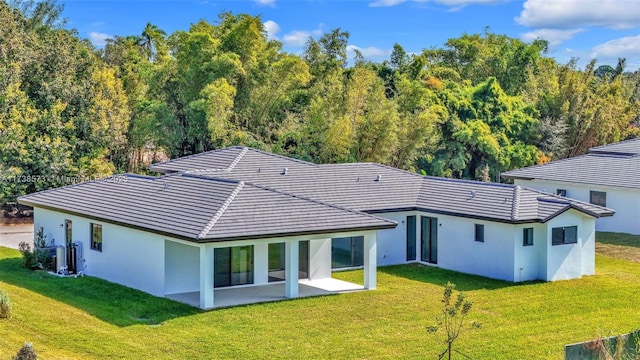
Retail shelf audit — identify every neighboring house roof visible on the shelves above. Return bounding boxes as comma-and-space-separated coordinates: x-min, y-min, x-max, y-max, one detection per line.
501, 138, 640, 189
18, 173, 396, 242
589, 138, 640, 156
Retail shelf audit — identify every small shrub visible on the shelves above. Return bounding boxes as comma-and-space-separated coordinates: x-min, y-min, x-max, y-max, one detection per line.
18, 242, 37, 270
0, 289, 11, 319
13, 342, 38, 360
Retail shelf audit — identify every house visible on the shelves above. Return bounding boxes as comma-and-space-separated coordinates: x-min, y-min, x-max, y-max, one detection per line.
502, 138, 640, 235
18, 147, 613, 309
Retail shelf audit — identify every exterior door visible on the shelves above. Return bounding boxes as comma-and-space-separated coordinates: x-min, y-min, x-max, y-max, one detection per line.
421, 216, 438, 264
268, 241, 309, 282
406, 216, 417, 261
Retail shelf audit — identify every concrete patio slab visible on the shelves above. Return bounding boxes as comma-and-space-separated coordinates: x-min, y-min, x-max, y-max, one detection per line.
166, 278, 364, 308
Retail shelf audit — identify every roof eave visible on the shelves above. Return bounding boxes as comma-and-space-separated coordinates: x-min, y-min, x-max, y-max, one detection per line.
19, 200, 397, 244
197, 223, 398, 243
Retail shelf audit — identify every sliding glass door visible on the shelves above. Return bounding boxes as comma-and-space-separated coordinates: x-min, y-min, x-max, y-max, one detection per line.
214, 246, 254, 288
268, 241, 309, 282
421, 216, 438, 264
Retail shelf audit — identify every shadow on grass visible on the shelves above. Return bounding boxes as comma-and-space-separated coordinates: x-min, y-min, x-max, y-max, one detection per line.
378, 263, 542, 291
0, 249, 200, 327
597, 232, 640, 248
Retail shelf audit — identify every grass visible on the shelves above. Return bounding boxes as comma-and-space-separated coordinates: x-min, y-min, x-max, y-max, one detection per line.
0, 234, 639, 359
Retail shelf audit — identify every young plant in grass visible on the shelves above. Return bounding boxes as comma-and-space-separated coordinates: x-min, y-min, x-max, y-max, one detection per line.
427, 282, 481, 360
0, 289, 11, 319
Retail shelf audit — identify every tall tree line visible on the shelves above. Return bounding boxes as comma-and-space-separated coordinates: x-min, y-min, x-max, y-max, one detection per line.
1, 1, 639, 203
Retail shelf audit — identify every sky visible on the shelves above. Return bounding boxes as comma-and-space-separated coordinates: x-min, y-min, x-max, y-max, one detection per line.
62, 0, 640, 70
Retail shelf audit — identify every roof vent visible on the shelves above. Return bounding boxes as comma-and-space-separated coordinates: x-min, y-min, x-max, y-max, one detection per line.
375, 174, 382, 182
163, 182, 169, 191
470, 190, 476, 198
282, 167, 288, 175
257, 167, 261, 173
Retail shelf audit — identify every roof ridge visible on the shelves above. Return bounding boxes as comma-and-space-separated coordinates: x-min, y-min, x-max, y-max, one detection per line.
246, 147, 317, 166
197, 181, 245, 239
243, 181, 397, 226
227, 147, 248, 170
423, 176, 515, 189
150, 146, 246, 171
511, 185, 521, 221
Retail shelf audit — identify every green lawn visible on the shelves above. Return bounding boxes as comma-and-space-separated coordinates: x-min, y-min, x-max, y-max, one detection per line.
1, 238, 639, 359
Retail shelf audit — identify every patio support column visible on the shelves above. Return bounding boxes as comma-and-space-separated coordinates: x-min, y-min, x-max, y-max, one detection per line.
199, 244, 214, 309
364, 232, 377, 290
285, 240, 299, 298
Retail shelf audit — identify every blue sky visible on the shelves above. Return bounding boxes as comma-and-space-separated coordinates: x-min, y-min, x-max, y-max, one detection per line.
63, 0, 640, 70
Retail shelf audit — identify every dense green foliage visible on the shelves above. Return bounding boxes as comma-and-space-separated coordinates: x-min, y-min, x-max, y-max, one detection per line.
1, 1, 639, 202
1, 238, 640, 359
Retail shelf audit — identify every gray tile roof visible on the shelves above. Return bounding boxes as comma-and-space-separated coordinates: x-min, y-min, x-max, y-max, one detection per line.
150, 146, 315, 174
501, 138, 640, 189
18, 174, 396, 242
589, 138, 640, 155
414, 177, 613, 223
150, 147, 613, 223
20, 147, 613, 240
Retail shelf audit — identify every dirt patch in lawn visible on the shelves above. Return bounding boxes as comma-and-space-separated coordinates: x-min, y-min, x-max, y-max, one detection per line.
596, 232, 640, 263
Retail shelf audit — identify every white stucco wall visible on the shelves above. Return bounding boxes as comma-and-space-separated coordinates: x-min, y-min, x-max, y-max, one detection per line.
512, 223, 546, 282
309, 238, 331, 280
34, 208, 166, 296
544, 210, 595, 281
375, 211, 419, 266
373, 209, 596, 282
165, 240, 199, 294
514, 179, 640, 235
434, 214, 517, 282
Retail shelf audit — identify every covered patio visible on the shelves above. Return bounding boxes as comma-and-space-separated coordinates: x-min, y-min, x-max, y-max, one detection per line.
166, 278, 364, 308
164, 231, 378, 309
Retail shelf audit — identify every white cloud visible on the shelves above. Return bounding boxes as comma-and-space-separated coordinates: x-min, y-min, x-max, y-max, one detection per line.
88, 32, 111, 47
592, 35, 640, 58
516, 0, 640, 30
369, 0, 406, 7
520, 28, 584, 50
347, 45, 393, 59
281, 25, 323, 47
263, 20, 280, 41
283, 30, 312, 47
253, 0, 275, 6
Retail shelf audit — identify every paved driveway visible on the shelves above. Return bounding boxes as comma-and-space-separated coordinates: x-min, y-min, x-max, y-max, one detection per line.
0, 224, 34, 249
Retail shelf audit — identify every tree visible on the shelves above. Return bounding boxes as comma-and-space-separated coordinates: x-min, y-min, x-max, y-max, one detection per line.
140, 22, 167, 61
426, 282, 481, 360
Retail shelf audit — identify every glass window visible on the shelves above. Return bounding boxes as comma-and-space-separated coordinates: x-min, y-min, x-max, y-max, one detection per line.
331, 236, 364, 269
590, 191, 606, 207
268, 243, 285, 282
90, 223, 102, 252
214, 246, 254, 288
523, 227, 533, 246
552, 226, 578, 246
556, 189, 566, 197
475, 224, 484, 242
